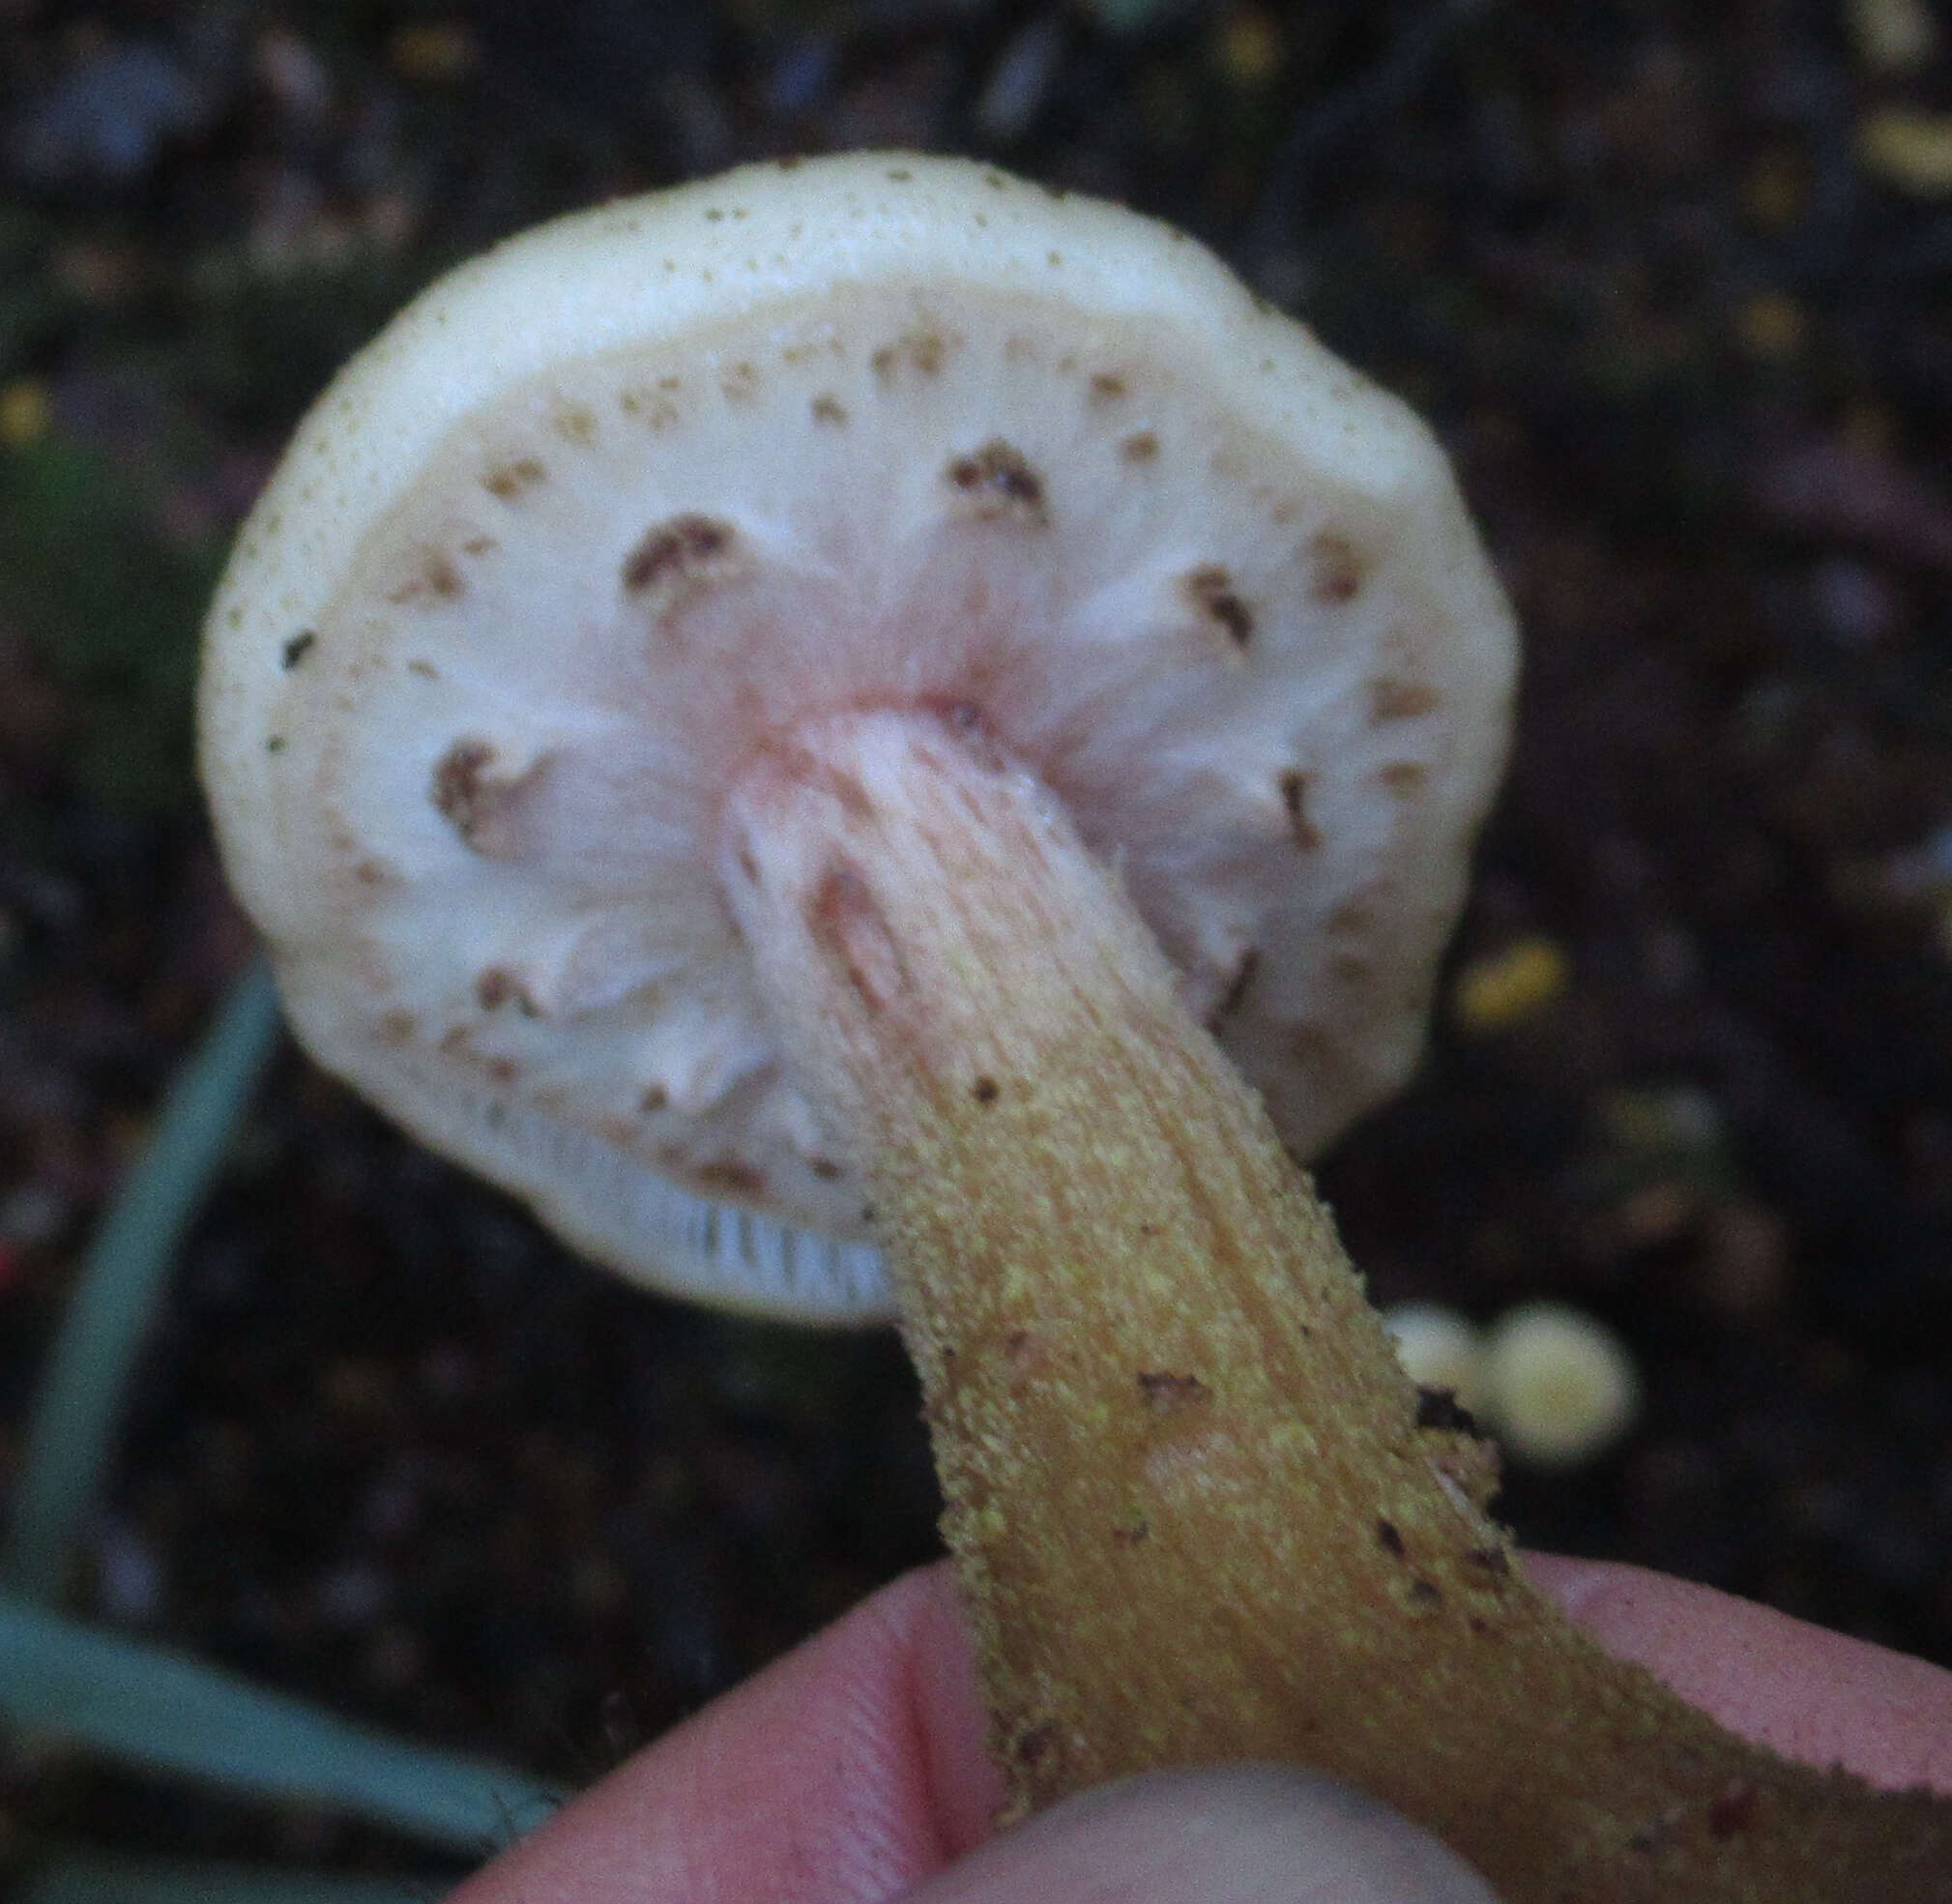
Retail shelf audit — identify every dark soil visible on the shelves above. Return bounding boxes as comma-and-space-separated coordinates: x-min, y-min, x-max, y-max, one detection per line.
4, 0, 1952, 1886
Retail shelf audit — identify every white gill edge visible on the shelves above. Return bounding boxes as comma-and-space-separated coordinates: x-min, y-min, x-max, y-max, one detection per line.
317, 986, 894, 1323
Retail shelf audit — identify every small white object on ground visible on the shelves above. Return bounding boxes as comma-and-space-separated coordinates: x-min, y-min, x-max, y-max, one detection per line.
1482, 1300, 1640, 1470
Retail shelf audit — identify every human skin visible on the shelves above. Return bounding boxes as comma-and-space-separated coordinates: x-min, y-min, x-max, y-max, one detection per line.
447, 1556, 1952, 1904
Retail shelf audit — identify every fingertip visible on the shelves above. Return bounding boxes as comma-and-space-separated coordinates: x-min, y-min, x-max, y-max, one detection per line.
447, 1561, 999, 1904
893, 1561, 1007, 1857
898, 1766, 1498, 1903
1527, 1554, 1952, 1795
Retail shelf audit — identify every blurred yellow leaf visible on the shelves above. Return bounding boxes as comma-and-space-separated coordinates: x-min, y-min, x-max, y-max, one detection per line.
1451, 935, 1568, 1032
0, 379, 49, 449
1858, 106, 1952, 195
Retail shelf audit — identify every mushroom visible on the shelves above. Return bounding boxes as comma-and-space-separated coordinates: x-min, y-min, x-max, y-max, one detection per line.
198, 152, 1508, 1322
1483, 1299, 1640, 1471
199, 155, 1952, 1901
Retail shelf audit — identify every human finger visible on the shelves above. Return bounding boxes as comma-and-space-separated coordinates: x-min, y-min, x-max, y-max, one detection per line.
1528, 1553, 1952, 1796
445, 1561, 997, 1904
896, 1765, 1496, 1903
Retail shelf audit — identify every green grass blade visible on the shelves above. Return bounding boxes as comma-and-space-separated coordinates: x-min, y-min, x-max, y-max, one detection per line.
3, 960, 283, 1602
0, 1589, 557, 1854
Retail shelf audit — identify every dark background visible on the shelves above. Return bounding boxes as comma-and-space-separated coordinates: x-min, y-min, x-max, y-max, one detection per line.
4, 0, 1952, 1881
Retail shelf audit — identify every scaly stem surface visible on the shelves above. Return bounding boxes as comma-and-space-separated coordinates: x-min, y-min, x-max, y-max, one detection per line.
721, 706, 1952, 1903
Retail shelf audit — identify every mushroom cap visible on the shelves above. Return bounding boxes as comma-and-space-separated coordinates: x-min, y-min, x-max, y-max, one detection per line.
1482, 1302, 1641, 1471
199, 152, 1517, 1323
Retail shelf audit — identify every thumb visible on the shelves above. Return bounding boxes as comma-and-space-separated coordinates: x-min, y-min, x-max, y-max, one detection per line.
898, 1766, 1498, 1903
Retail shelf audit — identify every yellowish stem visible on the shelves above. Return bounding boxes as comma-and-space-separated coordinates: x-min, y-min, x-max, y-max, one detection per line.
722, 707, 1952, 1903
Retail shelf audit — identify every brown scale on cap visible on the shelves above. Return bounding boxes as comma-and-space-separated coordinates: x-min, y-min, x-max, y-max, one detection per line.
945, 440, 1049, 526
1278, 768, 1323, 849
620, 381, 683, 429
482, 455, 545, 500
475, 966, 541, 1015
1308, 529, 1367, 603
430, 739, 554, 858
620, 513, 744, 621
719, 361, 761, 404
551, 402, 597, 446
1369, 676, 1442, 722
386, 550, 466, 604
872, 329, 952, 382
694, 1158, 768, 1198
1181, 563, 1255, 654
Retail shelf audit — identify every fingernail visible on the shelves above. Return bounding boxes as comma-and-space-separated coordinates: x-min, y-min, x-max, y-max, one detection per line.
900, 1765, 1499, 1903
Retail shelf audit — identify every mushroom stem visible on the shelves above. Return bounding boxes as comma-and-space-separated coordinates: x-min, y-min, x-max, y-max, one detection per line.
721, 705, 1952, 1904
